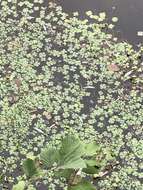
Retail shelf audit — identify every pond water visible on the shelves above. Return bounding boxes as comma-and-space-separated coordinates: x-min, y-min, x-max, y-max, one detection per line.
0, 1, 143, 189
57, 0, 143, 45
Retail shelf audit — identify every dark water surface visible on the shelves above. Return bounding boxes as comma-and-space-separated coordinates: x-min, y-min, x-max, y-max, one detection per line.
57, 0, 143, 45
1, 1, 143, 189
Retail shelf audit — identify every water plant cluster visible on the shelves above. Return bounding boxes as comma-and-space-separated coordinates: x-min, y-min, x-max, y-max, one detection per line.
0, 1, 143, 189
13, 134, 114, 190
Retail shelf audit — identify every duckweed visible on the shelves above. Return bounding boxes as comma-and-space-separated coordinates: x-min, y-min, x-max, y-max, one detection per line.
0, 1, 143, 190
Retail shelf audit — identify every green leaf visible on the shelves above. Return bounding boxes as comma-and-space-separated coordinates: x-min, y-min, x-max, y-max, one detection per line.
40, 146, 59, 168
60, 135, 85, 158
12, 181, 25, 190
84, 142, 100, 156
83, 165, 100, 174
59, 158, 86, 169
40, 135, 86, 169
23, 158, 38, 178
112, 17, 118, 22
55, 169, 74, 179
83, 159, 101, 174
68, 179, 96, 190
58, 135, 86, 169
85, 159, 99, 167
27, 185, 36, 190
99, 12, 106, 20
26, 152, 36, 160
0, 174, 4, 183
86, 11, 93, 16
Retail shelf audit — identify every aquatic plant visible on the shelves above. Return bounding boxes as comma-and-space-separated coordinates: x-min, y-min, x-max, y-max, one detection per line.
12, 134, 115, 190
0, 1, 143, 189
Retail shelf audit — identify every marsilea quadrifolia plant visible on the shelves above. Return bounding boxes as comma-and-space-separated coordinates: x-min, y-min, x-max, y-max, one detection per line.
0, 1, 143, 190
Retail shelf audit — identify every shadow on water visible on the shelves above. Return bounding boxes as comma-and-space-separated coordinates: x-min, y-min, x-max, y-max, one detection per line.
56, 0, 143, 45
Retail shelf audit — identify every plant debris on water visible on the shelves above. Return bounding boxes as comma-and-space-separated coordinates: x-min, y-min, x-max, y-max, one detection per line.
0, 1, 143, 190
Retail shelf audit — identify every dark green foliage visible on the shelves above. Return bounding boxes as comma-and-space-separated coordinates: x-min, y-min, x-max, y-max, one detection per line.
68, 179, 96, 190
23, 158, 38, 178
13, 134, 108, 189
40, 146, 59, 168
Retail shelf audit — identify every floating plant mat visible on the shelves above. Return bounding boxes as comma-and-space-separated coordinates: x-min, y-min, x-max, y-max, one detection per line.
0, 1, 143, 190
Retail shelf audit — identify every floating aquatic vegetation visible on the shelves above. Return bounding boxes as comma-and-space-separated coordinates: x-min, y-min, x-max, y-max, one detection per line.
0, 1, 143, 190
112, 17, 118, 23
13, 134, 111, 190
